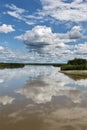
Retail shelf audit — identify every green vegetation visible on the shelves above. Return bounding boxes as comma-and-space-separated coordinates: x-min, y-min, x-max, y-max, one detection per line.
61, 64, 87, 70
68, 58, 87, 65
60, 58, 87, 80
61, 58, 87, 71
0, 63, 25, 69
0, 58, 87, 71
62, 71, 87, 80
53, 64, 65, 67
0, 62, 63, 69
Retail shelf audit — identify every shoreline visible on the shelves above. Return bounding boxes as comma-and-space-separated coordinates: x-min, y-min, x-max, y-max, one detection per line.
60, 70, 87, 80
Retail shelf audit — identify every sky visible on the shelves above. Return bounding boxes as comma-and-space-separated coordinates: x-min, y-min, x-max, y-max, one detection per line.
0, 0, 87, 63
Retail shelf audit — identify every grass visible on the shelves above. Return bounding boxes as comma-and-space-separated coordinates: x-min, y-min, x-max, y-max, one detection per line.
61, 70, 87, 80
61, 64, 87, 71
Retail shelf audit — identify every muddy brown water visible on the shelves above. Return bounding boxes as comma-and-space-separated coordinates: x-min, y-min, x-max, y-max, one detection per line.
0, 66, 87, 130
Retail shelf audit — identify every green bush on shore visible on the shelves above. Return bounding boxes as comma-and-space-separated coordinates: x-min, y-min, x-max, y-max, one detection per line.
61, 58, 87, 70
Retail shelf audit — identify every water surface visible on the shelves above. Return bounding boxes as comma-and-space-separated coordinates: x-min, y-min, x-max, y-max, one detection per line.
0, 66, 87, 130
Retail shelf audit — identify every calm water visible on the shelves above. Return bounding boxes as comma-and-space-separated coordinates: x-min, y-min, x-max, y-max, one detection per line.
0, 66, 87, 130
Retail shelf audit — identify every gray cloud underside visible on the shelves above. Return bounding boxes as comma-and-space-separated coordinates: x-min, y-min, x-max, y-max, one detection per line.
15, 25, 83, 46
1, 0, 87, 62
0, 25, 87, 62
1, 41, 87, 63
15, 25, 86, 61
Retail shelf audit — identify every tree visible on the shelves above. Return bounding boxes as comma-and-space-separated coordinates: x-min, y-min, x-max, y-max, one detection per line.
68, 58, 87, 65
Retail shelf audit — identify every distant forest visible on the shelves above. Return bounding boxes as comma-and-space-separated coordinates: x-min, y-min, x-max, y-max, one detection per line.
0, 63, 25, 69
0, 58, 87, 70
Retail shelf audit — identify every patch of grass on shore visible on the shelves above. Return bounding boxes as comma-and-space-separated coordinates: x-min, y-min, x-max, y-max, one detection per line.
61, 71, 87, 80
60, 58, 87, 80
61, 64, 87, 71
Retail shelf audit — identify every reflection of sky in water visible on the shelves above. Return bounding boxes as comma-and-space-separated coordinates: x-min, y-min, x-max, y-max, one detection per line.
1, 66, 87, 130
0, 66, 87, 105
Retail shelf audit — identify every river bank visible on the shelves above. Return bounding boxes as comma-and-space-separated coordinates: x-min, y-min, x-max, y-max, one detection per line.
61, 70, 87, 80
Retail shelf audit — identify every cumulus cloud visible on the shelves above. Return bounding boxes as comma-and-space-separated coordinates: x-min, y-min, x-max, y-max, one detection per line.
0, 1, 86, 63
0, 24, 15, 33
14, 25, 87, 62
68, 26, 83, 39
15, 25, 83, 42
15, 25, 84, 55
15, 25, 66, 53
15, 26, 53, 44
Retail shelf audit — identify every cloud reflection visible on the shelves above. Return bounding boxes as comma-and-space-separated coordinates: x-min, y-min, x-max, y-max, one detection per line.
15, 66, 87, 104
0, 96, 15, 105
0, 66, 87, 105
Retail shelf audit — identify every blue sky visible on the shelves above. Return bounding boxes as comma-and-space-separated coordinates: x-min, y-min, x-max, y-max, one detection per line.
0, 0, 87, 63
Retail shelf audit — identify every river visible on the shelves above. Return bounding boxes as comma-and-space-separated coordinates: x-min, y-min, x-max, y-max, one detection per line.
0, 66, 87, 130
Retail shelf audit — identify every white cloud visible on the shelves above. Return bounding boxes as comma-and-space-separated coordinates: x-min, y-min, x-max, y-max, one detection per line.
5, 4, 35, 25
68, 26, 83, 39
15, 25, 83, 43
15, 25, 60, 44
0, 24, 15, 33
0, 41, 87, 63
56, 25, 83, 40
15, 25, 84, 56
6, 4, 25, 13
0, 46, 49, 63
5, 1, 87, 27
0, 46, 4, 51
73, 42, 87, 55
14, 25, 87, 63
15, 25, 67, 54
6, 4, 26, 20
40, 0, 87, 22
